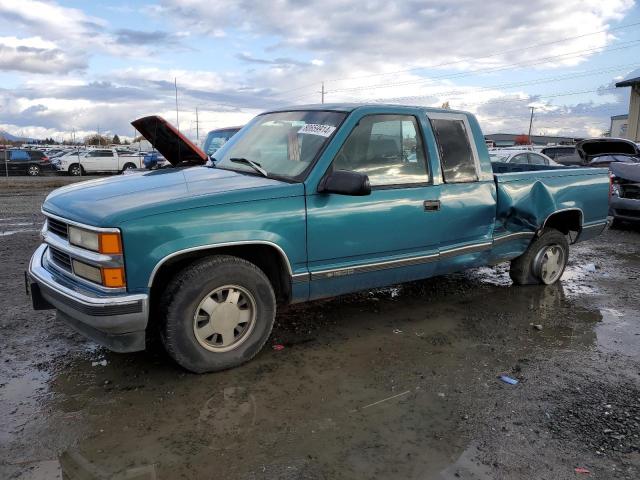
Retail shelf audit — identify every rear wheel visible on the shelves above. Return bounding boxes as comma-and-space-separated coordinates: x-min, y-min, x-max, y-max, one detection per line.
510, 228, 569, 285
122, 162, 137, 172
27, 164, 40, 176
159, 255, 276, 373
68, 163, 84, 176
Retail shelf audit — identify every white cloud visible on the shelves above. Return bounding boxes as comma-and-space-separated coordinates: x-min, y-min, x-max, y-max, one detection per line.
161, 0, 634, 70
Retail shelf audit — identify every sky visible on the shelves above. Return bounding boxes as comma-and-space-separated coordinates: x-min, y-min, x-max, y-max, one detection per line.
0, 0, 639, 143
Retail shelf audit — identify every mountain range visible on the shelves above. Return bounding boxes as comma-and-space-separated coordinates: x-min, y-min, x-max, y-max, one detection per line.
0, 129, 36, 142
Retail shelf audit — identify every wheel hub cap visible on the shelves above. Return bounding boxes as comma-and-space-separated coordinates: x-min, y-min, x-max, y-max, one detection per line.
193, 285, 256, 352
538, 245, 564, 284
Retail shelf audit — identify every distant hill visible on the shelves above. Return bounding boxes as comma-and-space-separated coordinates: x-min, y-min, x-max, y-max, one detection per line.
0, 129, 36, 143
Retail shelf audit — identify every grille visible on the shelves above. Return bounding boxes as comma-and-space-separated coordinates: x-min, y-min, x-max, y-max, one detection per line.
47, 217, 68, 238
620, 184, 640, 200
615, 208, 640, 218
49, 246, 72, 272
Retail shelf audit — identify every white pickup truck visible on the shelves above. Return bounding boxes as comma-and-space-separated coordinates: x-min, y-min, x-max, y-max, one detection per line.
56, 148, 143, 176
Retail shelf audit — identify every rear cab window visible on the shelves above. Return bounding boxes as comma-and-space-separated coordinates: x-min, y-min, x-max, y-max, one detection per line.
428, 113, 480, 183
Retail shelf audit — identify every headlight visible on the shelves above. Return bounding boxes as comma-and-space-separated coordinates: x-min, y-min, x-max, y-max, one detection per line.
71, 260, 126, 288
68, 226, 122, 254
72, 259, 102, 283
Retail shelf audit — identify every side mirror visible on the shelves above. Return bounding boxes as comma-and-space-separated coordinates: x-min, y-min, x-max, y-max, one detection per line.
320, 170, 371, 196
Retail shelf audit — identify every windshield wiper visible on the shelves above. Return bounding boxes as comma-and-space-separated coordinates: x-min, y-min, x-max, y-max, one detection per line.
229, 157, 268, 177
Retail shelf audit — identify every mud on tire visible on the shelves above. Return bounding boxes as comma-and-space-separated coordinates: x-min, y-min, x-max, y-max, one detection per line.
158, 255, 276, 373
509, 228, 569, 286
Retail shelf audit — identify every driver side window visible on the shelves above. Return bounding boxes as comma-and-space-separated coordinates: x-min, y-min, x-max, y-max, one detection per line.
333, 115, 428, 187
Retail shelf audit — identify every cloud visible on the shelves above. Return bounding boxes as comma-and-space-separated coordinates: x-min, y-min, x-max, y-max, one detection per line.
114, 29, 187, 49
0, 44, 84, 74
161, 0, 634, 70
236, 52, 313, 68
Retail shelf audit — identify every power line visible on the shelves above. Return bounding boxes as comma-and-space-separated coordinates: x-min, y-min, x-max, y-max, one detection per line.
272, 21, 640, 98
325, 63, 638, 105
323, 20, 640, 84
327, 40, 640, 94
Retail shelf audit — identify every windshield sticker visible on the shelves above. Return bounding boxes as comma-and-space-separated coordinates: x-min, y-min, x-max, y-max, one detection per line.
298, 124, 336, 137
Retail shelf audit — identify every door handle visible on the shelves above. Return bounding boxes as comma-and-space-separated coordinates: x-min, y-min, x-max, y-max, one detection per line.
423, 200, 440, 211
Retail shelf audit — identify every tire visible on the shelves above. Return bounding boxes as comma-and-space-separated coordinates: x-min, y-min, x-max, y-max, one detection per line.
121, 162, 137, 173
69, 163, 84, 176
27, 164, 40, 176
159, 255, 276, 373
509, 228, 569, 285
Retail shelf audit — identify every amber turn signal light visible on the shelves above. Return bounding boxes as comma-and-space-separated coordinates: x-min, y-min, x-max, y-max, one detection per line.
99, 232, 123, 255
102, 267, 126, 288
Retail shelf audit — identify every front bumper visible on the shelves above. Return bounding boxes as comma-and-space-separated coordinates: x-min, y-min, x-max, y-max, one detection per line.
610, 196, 640, 223
28, 244, 149, 352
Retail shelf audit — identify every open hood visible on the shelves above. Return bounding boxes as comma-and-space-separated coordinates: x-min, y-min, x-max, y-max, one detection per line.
131, 115, 208, 166
576, 138, 640, 161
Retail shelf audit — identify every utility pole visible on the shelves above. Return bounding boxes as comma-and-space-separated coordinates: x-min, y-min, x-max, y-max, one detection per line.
320, 82, 325, 104
174, 77, 180, 130
527, 107, 535, 145
195, 107, 199, 142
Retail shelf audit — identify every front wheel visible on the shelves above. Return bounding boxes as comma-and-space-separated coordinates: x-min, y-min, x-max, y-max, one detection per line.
27, 164, 40, 176
159, 255, 276, 373
121, 162, 137, 173
68, 163, 84, 176
510, 228, 569, 285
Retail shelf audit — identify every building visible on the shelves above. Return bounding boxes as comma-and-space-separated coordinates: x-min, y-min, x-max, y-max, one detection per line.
610, 114, 628, 138
615, 75, 640, 141
484, 133, 579, 148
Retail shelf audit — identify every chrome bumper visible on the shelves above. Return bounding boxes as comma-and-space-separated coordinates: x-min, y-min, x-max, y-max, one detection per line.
28, 244, 149, 352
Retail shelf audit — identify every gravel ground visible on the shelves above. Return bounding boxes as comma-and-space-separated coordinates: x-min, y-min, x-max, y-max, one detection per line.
1, 177, 639, 480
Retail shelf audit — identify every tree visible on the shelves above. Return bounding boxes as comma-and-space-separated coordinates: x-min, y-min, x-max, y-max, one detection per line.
112, 134, 121, 145
514, 134, 530, 145
85, 134, 109, 146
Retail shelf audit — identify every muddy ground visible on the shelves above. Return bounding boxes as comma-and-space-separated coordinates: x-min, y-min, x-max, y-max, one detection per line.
1, 177, 639, 480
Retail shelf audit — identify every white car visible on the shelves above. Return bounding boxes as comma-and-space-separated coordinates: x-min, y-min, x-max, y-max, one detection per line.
56, 148, 143, 176
489, 149, 560, 166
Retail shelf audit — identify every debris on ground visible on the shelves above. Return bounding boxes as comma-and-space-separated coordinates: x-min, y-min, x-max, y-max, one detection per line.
498, 375, 519, 385
272, 344, 285, 351
574, 467, 590, 474
530, 323, 543, 331
91, 360, 107, 367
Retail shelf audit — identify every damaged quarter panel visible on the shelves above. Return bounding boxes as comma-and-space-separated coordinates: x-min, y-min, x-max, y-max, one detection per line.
493, 166, 610, 261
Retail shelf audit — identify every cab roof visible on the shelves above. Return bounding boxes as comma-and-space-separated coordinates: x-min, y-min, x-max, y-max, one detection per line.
265, 103, 470, 115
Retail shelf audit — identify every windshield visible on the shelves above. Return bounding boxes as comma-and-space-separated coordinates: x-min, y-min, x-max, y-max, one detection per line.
490, 153, 510, 162
214, 110, 346, 180
202, 128, 240, 156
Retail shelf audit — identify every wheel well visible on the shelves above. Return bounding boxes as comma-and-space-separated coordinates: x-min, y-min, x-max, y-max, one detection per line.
149, 244, 291, 308
542, 209, 582, 236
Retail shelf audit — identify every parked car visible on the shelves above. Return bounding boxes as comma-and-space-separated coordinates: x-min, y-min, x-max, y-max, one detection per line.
1, 148, 53, 176
28, 105, 609, 373
55, 148, 142, 175
489, 149, 560, 166
142, 151, 168, 169
202, 126, 242, 156
539, 146, 583, 166
577, 138, 640, 168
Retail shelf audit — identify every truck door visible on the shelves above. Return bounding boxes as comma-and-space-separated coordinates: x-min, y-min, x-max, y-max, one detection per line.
306, 113, 441, 299
426, 112, 496, 274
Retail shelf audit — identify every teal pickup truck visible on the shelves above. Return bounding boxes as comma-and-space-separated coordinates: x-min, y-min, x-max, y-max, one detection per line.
28, 105, 610, 373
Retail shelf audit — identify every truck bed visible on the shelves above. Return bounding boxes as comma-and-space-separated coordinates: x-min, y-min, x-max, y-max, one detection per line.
490, 161, 610, 250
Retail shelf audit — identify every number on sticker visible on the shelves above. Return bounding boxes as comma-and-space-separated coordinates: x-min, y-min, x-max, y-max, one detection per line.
298, 124, 336, 137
